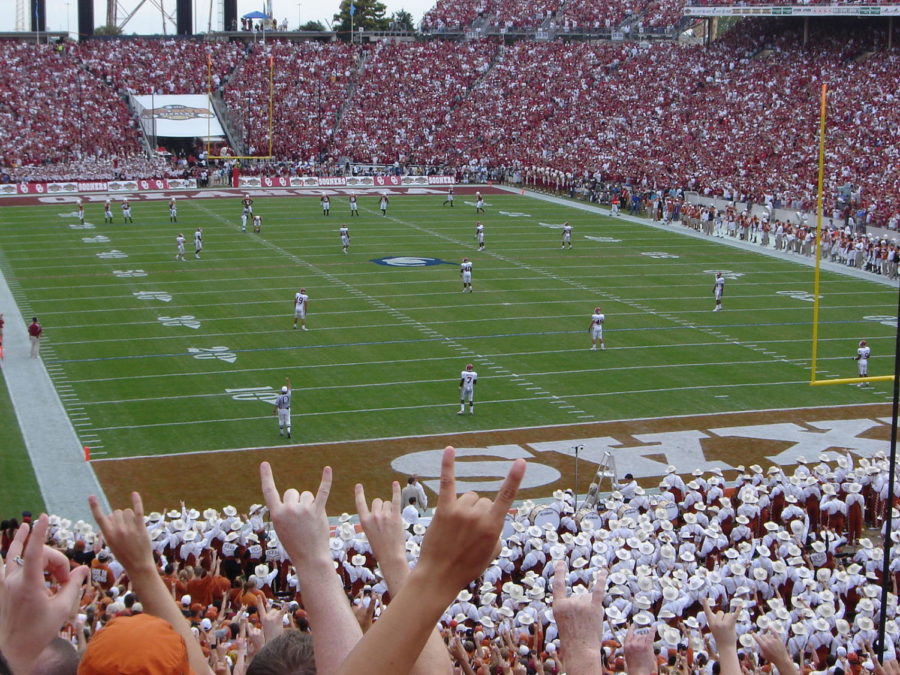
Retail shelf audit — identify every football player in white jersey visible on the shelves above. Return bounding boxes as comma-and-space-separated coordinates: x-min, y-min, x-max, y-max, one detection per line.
475, 222, 485, 251
460, 258, 473, 293
175, 233, 185, 261
121, 199, 133, 223
77, 199, 85, 225
194, 227, 203, 259
379, 194, 389, 215
273, 378, 292, 439
169, 197, 178, 223
713, 272, 725, 311
253, 215, 262, 233
293, 288, 309, 330
443, 187, 454, 207
561, 222, 573, 249
104, 199, 113, 224
321, 195, 331, 216
589, 307, 606, 351
855, 340, 871, 386
458, 363, 477, 415
339, 225, 350, 254
349, 195, 359, 216
475, 191, 484, 214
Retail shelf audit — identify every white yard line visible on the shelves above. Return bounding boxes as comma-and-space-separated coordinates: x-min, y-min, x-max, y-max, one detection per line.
90, 400, 890, 463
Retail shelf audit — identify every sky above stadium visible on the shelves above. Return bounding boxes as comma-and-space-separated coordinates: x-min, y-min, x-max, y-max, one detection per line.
2, 0, 433, 36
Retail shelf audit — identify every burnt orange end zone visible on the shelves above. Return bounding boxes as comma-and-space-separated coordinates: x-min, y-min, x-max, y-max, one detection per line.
92, 403, 893, 514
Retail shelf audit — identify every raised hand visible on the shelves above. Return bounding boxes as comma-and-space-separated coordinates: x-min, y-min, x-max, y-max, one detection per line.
259, 462, 332, 566
355, 481, 406, 571
753, 628, 798, 675
0, 515, 90, 675
702, 597, 739, 648
88, 492, 154, 574
623, 623, 659, 675
416, 447, 526, 590
551, 559, 606, 675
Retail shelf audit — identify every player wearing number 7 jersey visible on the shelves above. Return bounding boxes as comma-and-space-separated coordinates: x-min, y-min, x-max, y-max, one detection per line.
458, 364, 477, 415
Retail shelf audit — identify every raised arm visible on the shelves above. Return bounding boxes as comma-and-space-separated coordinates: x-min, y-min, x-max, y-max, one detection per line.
551, 559, 607, 675
88, 493, 213, 675
335, 446, 525, 675
355, 480, 454, 675
753, 628, 799, 675
702, 597, 741, 675
0, 515, 90, 675
259, 462, 362, 675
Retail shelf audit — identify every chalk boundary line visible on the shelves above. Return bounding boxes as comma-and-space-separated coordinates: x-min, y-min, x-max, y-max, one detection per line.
0, 250, 110, 522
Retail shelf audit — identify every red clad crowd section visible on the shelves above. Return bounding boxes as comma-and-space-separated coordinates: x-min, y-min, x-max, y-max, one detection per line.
224, 40, 358, 161
1, 21, 898, 224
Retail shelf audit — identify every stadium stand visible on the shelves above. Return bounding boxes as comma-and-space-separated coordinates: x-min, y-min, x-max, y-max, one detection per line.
3, 451, 898, 672
74, 38, 246, 95
0, 42, 142, 169
223, 40, 358, 161
421, 0, 491, 32
334, 40, 499, 164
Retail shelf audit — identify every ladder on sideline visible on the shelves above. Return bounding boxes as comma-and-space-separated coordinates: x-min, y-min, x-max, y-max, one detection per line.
580, 451, 618, 511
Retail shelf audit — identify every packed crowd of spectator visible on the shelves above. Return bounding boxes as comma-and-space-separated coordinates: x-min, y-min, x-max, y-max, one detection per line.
2, 447, 899, 674
0, 42, 142, 167
422, 0, 492, 31
74, 39, 246, 96
334, 40, 498, 164
224, 40, 359, 162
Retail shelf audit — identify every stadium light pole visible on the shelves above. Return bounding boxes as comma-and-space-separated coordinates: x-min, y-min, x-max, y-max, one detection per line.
877, 283, 900, 662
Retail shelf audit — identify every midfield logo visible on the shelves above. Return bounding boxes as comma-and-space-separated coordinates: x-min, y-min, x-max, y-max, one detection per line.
97, 250, 128, 259
371, 256, 452, 267
113, 269, 147, 278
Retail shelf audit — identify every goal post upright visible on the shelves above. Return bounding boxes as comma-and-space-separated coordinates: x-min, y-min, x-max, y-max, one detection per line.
809, 83, 827, 385
808, 82, 895, 389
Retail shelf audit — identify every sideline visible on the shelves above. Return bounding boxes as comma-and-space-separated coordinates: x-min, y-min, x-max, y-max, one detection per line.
0, 255, 110, 521
499, 185, 900, 288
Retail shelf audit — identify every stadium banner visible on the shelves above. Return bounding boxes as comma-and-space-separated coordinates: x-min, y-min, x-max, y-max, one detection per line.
237, 175, 455, 189
132, 94, 225, 138
0, 179, 197, 196
684, 4, 899, 16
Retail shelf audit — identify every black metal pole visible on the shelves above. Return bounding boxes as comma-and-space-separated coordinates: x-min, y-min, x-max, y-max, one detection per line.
877, 283, 900, 661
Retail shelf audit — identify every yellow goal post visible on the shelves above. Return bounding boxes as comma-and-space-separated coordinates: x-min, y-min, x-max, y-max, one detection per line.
809, 83, 895, 387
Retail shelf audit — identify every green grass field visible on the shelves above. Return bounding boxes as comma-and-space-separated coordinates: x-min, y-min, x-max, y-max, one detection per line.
0, 189, 895, 482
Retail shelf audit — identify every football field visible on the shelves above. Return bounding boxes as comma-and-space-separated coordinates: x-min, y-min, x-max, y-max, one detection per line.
0, 187, 895, 514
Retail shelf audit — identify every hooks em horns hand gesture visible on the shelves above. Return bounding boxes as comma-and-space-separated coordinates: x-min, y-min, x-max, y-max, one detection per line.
0, 515, 90, 675
417, 446, 526, 593
259, 462, 333, 566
